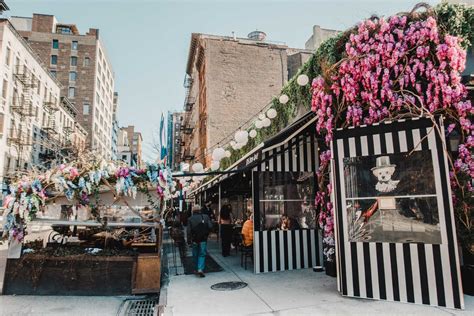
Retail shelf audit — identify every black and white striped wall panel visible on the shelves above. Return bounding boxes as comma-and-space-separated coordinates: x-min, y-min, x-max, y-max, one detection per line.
253, 229, 323, 273
252, 128, 324, 274
332, 117, 464, 309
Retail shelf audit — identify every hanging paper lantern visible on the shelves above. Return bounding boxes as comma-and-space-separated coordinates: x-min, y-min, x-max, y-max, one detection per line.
279, 94, 289, 104
297, 74, 309, 86
255, 120, 263, 129
212, 147, 226, 161
192, 162, 203, 173
234, 130, 249, 143
249, 129, 257, 138
210, 160, 220, 171
266, 108, 277, 119
258, 113, 266, 120
262, 117, 271, 127
225, 150, 231, 158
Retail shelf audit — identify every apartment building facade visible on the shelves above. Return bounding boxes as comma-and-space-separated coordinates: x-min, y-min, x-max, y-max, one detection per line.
304, 25, 339, 51
0, 19, 87, 180
117, 128, 132, 165
118, 125, 143, 168
111, 92, 119, 160
180, 32, 310, 168
166, 111, 183, 171
11, 14, 116, 158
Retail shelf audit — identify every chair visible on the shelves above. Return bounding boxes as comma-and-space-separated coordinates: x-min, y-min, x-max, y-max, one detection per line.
232, 228, 243, 254
239, 234, 253, 270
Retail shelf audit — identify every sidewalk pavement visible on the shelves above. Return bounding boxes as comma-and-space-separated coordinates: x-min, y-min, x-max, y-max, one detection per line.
163, 237, 474, 316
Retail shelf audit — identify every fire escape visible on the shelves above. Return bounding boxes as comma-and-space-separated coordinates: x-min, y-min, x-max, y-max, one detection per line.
39, 96, 60, 167
7, 65, 38, 173
181, 74, 195, 161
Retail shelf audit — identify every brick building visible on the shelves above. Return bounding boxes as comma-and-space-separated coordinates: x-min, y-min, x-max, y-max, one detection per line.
180, 31, 310, 168
11, 14, 116, 158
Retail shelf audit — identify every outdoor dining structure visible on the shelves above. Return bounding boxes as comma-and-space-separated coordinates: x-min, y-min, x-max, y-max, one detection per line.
190, 111, 324, 274
1, 158, 175, 295
187, 2, 473, 310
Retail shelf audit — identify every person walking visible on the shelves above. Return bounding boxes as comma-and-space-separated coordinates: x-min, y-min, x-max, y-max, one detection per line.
187, 205, 213, 277
219, 204, 234, 257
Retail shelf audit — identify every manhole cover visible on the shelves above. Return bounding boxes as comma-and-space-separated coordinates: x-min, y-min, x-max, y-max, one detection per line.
211, 281, 248, 291
124, 297, 157, 316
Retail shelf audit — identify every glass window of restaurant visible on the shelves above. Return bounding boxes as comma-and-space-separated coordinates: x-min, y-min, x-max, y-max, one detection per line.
258, 171, 317, 231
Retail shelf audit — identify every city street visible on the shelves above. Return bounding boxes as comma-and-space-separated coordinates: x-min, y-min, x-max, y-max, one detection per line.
0, 0, 473, 315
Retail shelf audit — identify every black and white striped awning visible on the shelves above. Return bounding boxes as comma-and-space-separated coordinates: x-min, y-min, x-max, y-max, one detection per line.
190, 111, 318, 196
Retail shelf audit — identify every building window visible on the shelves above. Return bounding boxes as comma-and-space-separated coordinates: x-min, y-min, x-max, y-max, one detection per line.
84, 57, 90, 67
68, 87, 75, 98
50, 70, 56, 77
52, 39, 59, 49
51, 55, 57, 65
69, 71, 77, 81
83, 103, 90, 115
70, 56, 77, 66
71, 41, 78, 50
5, 47, 11, 66
2, 79, 7, 99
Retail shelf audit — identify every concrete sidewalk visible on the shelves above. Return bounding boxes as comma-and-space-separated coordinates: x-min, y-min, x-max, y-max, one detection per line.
164, 238, 474, 316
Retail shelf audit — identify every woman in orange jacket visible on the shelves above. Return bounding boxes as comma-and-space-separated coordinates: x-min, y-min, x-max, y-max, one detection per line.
241, 214, 254, 247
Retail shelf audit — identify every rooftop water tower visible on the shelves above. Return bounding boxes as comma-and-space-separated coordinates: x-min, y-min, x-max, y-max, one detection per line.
247, 30, 267, 41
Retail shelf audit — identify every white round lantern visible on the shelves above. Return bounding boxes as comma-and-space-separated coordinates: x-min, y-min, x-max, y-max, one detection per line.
255, 120, 263, 129
212, 147, 226, 161
266, 108, 277, 119
262, 117, 271, 127
192, 162, 203, 173
234, 130, 249, 143
210, 160, 220, 171
258, 113, 266, 120
279, 94, 289, 104
297, 74, 309, 86
230, 140, 236, 147
225, 150, 231, 158
249, 129, 257, 138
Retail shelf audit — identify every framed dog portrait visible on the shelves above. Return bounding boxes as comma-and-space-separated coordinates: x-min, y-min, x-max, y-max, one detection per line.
331, 117, 463, 309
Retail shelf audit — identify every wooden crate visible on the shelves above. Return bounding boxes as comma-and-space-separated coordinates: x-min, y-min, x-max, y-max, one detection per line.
132, 254, 161, 294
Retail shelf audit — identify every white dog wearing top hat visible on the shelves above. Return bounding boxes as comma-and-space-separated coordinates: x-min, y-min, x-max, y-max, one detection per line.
372, 156, 400, 193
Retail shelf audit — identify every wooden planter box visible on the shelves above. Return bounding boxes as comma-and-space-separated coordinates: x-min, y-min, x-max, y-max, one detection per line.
3, 253, 161, 296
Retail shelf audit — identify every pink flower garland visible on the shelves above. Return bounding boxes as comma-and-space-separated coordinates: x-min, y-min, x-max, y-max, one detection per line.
311, 14, 473, 261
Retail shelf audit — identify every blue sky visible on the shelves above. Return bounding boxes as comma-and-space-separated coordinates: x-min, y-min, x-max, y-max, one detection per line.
10, 0, 439, 161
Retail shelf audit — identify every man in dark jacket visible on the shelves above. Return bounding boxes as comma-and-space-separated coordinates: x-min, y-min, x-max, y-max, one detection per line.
187, 205, 213, 277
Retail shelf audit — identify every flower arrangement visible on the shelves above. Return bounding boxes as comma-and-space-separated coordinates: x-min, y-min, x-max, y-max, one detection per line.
2, 154, 176, 242
311, 3, 473, 261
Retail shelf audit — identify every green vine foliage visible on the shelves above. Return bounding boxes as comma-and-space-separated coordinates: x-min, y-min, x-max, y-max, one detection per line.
220, 2, 473, 171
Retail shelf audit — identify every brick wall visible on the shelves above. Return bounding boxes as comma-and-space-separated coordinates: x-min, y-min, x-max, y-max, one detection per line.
205, 38, 288, 154
31, 14, 55, 33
